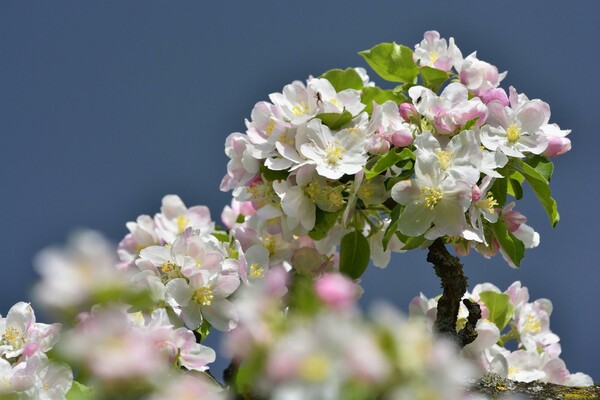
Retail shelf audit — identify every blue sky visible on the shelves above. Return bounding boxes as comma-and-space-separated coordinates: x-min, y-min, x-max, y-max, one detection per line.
1, 1, 599, 380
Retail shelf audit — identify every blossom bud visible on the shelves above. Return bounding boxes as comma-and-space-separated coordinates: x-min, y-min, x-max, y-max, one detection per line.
399, 103, 418, 122
479, 88, 509, 106
366, 133, 390, 154
543, 136, 571, 158
291, 247, 326, 275
390, 128, 413, 147
314, 273, 359, 310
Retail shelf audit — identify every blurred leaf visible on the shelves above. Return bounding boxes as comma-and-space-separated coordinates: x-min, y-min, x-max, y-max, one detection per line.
66, 381, 95, 400
491, 220, 525, 267
479, 291, 514, 331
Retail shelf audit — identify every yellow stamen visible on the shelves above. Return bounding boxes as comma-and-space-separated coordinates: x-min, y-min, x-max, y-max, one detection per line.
325, 143, 345, 166
421, 187, 443, 209
192, 287, 214, 306
523, 314, 542, 334
435, 149, 454, 170
176, 216, 189, 234
250, 263, 264, 278
263, 237, 276, 255
291, 102, 309, 116
478, 192, 498, 214
506, 124, 522, 143
161, 261, 178, 274
429, 50, 440, 64
265, 119, 276, 136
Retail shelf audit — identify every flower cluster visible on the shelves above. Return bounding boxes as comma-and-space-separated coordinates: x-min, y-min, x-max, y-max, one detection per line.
222, 30, 570, 272
409, 281, 593, 386
224, 270, 476, 400
0, 302, 72, 399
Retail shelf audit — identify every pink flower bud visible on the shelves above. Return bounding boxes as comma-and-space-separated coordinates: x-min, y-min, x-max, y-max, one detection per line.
471, 184, 482, 202
479, 88, 509, 106
314, 273, 358, 310
390, 128, 413, 147
543, 136, 571, 157
399, 103, 418, 122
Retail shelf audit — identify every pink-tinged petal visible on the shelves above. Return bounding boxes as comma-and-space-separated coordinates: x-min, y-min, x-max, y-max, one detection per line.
517, 100, 550, 133
212, 274, 241, 298
203, 299, 238, 332
161, 195, 188, 219
179, 343, 216, 372
140, 245, 171, 265
543, 136, 571, 157
7, 302, 35, 332
166, 278, 193, 308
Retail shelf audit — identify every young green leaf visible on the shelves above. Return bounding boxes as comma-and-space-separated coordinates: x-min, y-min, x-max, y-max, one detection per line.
382, 203, 402, 251
419, 66, 448, 92
260, 164, 289, 182
66, 381, 95, 400
364, 148, 414, 180
512, 159, 559, 227
339, 230, 370, 279
359, 42, 419, 83
524, 155, 554, 182
320, 68, 364, 91
478, 291, 514, 331
360, 86, 407, 114
309, 208, 342, 240
315, 110, 353, 130
491, 220, 525, 267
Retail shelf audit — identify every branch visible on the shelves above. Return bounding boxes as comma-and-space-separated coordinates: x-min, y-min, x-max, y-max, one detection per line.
471, 374, 600, 399
427, 238, 480, 347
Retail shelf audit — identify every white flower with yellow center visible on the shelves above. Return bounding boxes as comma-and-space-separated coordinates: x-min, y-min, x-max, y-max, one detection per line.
166, 270, 240, 331
480, 98, 549, 158
391, 152, 471, 237
154, 195, 214, 244
413, 30, 462, 72
300, 119, 367, 180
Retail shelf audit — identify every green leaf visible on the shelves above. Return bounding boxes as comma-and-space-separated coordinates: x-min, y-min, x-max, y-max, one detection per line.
360, 86, 407, 114
66, 381, 95, 400
320, 68, 364, 91
491, 220, 525, 267
315, 110, 353, 130
512, 159, 559, 227
419, 66, 448, 92
212, 231, 230, 243
235, 350, 267, 393
288, 273, 321, 314
364, 148, 414, 180
260, 164, 289, 182
197, 319, 211, 340
359, 42, 419, 83
524, 155, 554, 182
309, 208, 342, 240
489, 175, 508, 207
382, 204, 402, 251
478, 291, 514, 331
395, 231, 427, 250
462, 117, 480, 131
339, 230, 370, 279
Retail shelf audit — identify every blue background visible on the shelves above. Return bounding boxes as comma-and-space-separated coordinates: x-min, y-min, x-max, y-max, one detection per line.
1, 1, 599, 381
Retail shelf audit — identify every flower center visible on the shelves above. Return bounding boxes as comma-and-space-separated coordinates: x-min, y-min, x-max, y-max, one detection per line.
477, 192, 498, 214
421, 187, 443, 209
161, 261, 178, 274
192, 287, 214, 306
263, 237, 277, 255
429, 50, 440, 64
250, 263, 265, 278
2, 326, 23, 349
325, 143, 345, 166
506, 124, 522, 143
435, 149, 454, 170
176, 216, 189, 234
291, 102, 309, 116
265, 119, 276, 136
523, 314, 542, 334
